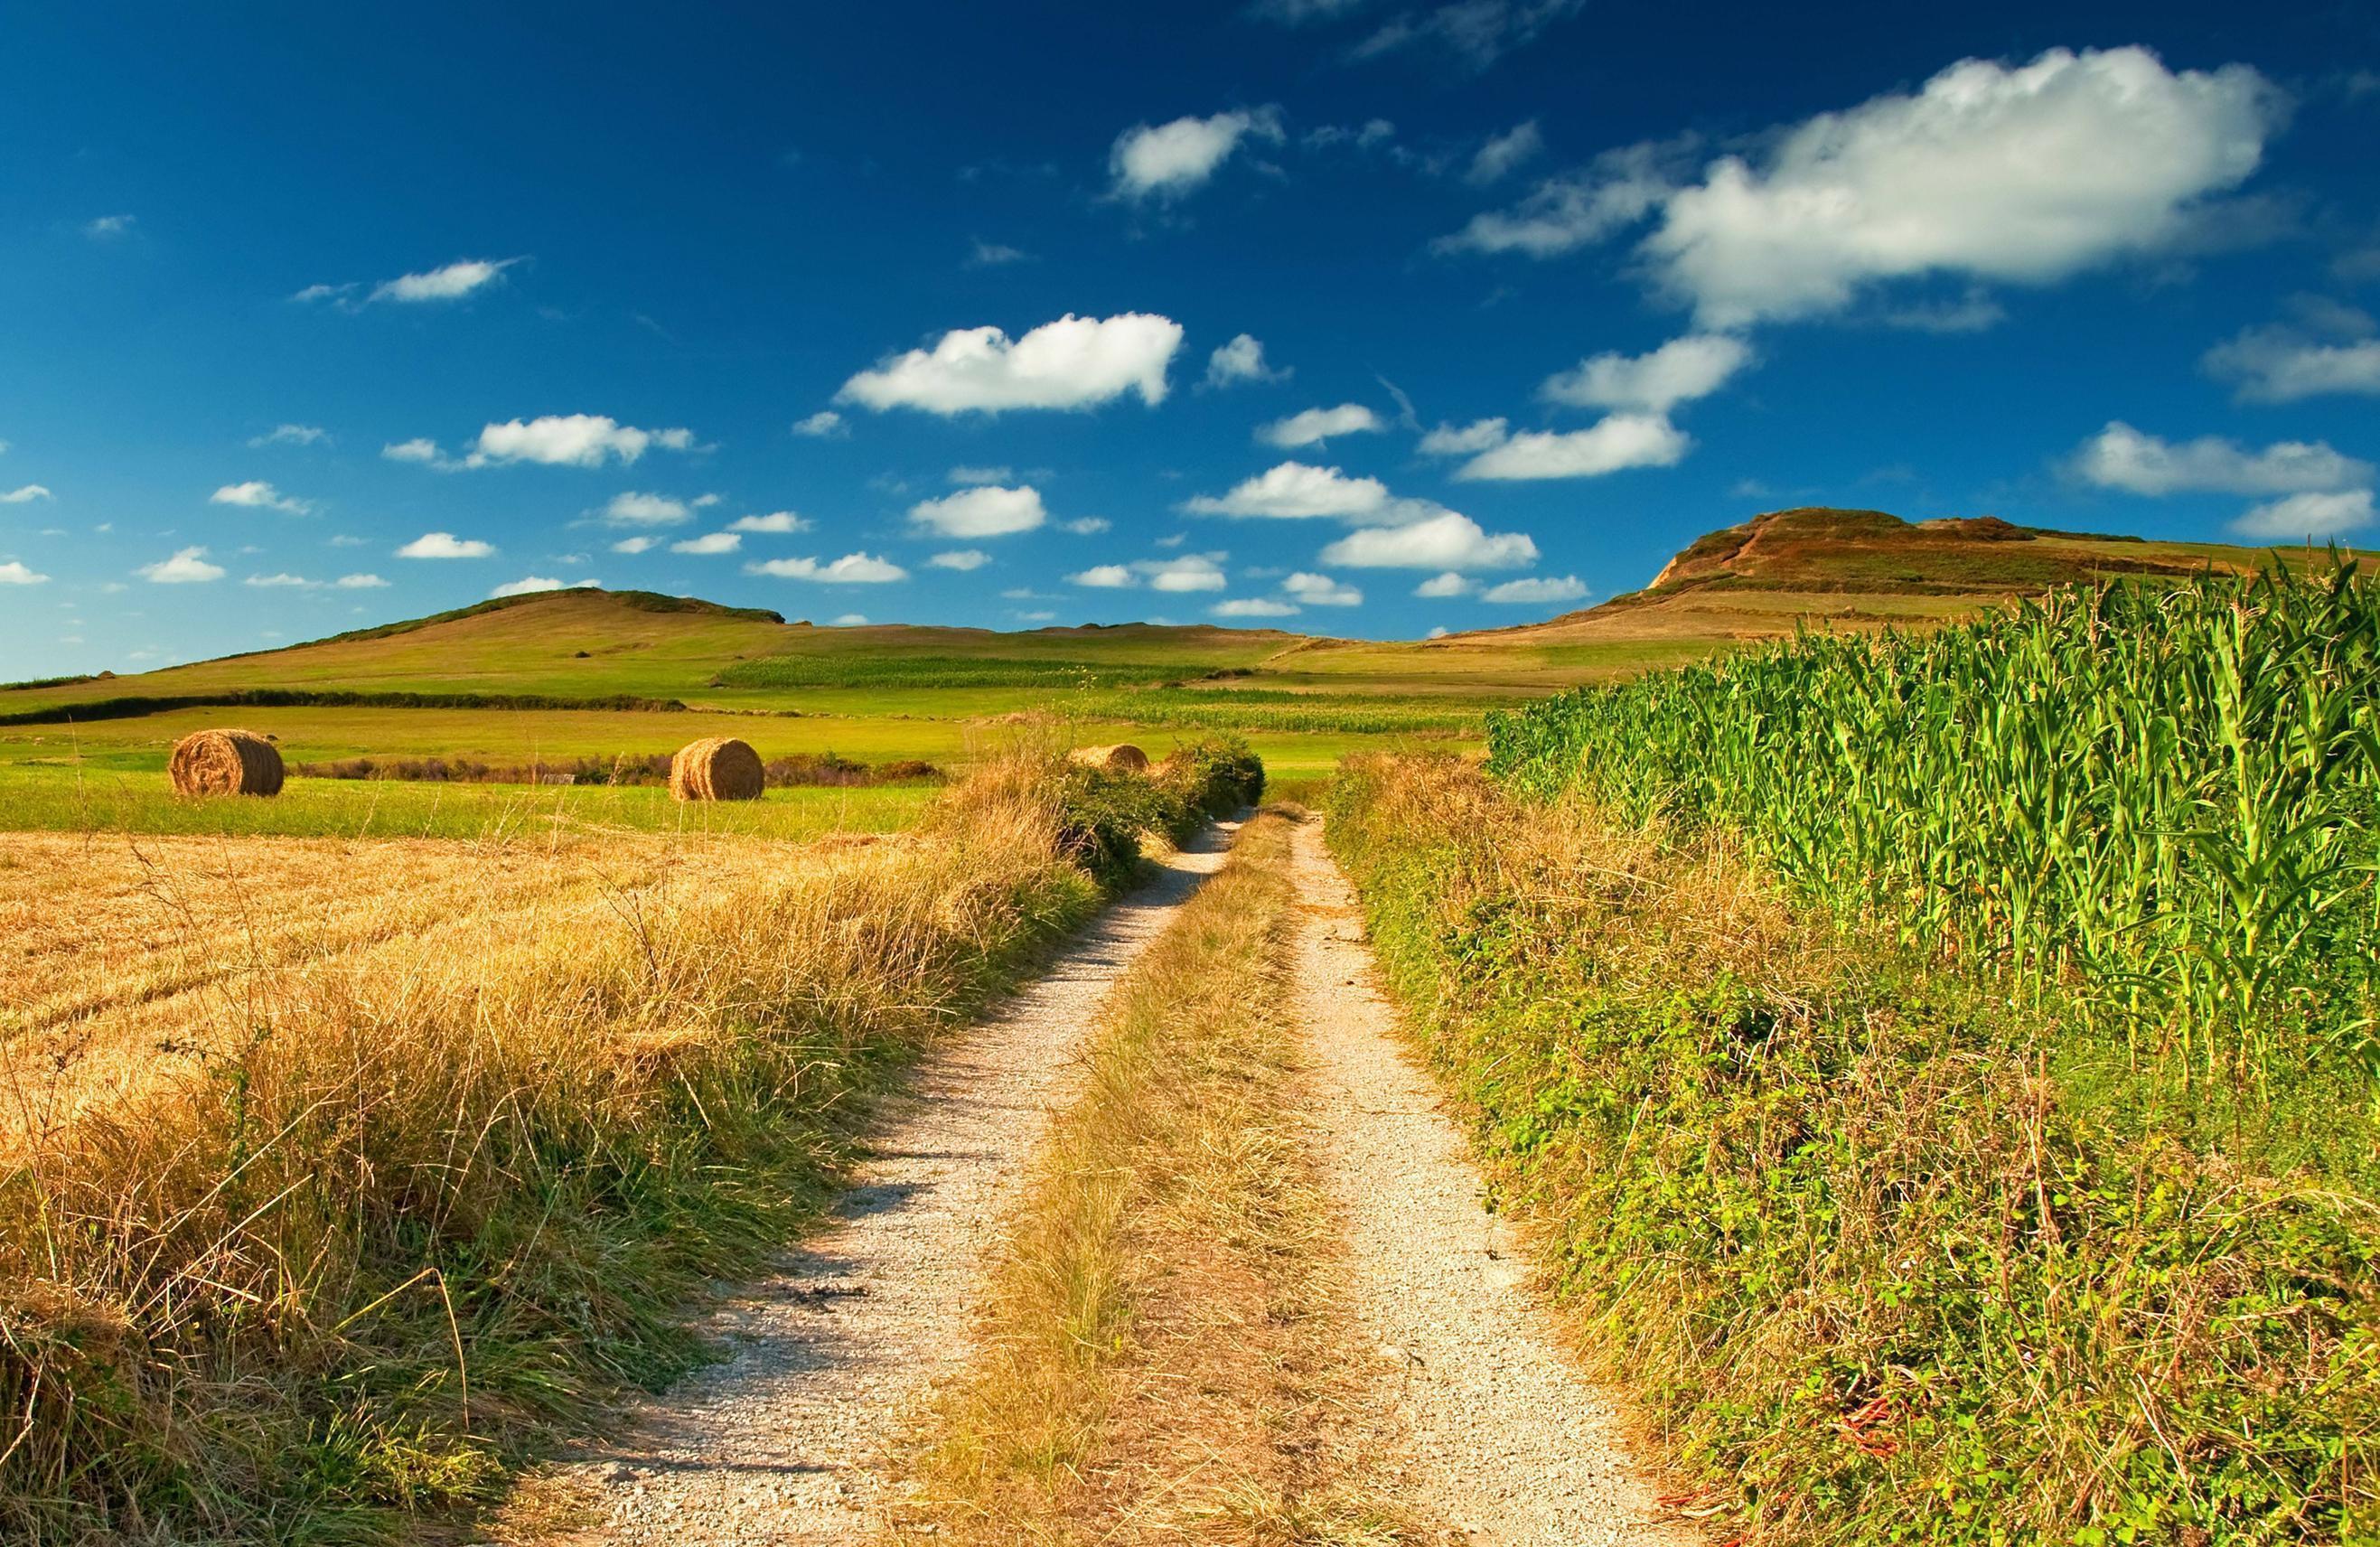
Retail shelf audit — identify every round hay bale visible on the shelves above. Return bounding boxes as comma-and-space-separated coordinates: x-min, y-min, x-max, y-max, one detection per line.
1068, 743, 1150, 774
669, 736, 765, 802
168, 729, 285, 797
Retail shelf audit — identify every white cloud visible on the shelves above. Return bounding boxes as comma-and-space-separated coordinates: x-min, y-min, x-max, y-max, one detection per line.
1213, 596, 1301, 618
908, 484, 1048, 538
968, 238, 1035, 267
382, 438, 443, 464
602, 491, 693, 527
466, 415, 694, 469
1353, 0, 1582, 70
929, 548, 992, 570
85, 213, 136, 239
611, 537, 660, 554
1109, 107, 1284, 201
138, 547, 226, 583
729, 511, 810, 533
1143, 555, 1227, 592
0, 561, 50, 585
0, 484, 52, 504
248, 423, 331, 448
1438, 138, 1682, 257
1068, 564, 1137, 589
1182, 461, 1445, 522
948, 464, 1015, 485
830, 614, 871, 626
670, 531, 741, 555
2234, 489, 2375, 539
1206, 333, 1289, 387
1258, 402, 1386, 447
244, 572, 318, 588
744, 552, 910, 583
1451, 48, 2280, 330
1481, 574, 1590, 604
210, 480, 313, 514
371, 258, 521, 304
2204, 321, 2380, 403
1415, 571, 1476, 597
334, 573, 388, 588
1539, 334, 1753, 412
1457, 413, 1691, 480
492, 576, 600, 598
292, 282, 360, 305
1418, 418, 1510, 455
839, 313, 1184, 414
792, 410, 848, 437
1283, 570, 1362, 605
1062, 516, 1112, 535
397, 531, 496, 559
1320, 511, 1537, 569
1467, 121, 1546, 185
2071, 422, 2372, 495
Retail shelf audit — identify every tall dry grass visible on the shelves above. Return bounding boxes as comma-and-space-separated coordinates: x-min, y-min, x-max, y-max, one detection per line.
0, 754, 1107, 1543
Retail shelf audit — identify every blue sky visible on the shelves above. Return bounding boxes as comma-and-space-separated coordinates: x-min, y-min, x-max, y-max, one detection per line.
3, 1, 2376, 675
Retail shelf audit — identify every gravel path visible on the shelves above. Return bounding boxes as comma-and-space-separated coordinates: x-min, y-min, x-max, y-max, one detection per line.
542, 820, 1242, 1546
1290, 820, 1696, 1547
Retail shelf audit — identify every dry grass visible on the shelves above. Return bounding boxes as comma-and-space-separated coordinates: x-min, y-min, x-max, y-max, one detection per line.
0, 754, 1110, 1544
892, 811, 1423, 1547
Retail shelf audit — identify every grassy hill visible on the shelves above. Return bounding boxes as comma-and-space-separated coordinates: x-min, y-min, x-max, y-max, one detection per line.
0, 510, 2314, 819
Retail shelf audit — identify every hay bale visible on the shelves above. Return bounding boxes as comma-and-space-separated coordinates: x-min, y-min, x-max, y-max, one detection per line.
669, 736, 765, 802
167, 729, 285, 797
1068, 743, 1150, 774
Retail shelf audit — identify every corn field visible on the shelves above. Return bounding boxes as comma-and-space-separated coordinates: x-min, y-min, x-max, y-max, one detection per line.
1488, 563, 2380, 1085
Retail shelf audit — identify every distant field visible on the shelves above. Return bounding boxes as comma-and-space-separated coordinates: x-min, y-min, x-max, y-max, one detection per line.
0, 762, 935, 840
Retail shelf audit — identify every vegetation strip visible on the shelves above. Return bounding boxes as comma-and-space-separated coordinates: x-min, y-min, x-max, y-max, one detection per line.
1327, 754, 2377, 1544
0, 739, 1261, 1544
0, 686, 694, 727
895, 811, 1415, 1545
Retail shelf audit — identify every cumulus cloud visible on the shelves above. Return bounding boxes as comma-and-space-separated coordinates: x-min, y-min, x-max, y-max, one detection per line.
1213, 596, 1301, 618
1258, 403, 1385, 447
492, 576, 599, 597
1481, 574, 1589, 604
1282, 570, 1362, 605
1448, 48, 2282, 329
2233, 489, 2375, 539
1417, 418, 1510, 455
744, 552, 910, 583
334, 573, 388, 588
611, 536, 660, 554
372, 258, 521, 304
730, 511, 810, 533
1062, 516, 1112, 535
1414, 570, 1475, 597
1320, 511, 1537, 569
0, 484, 52, 503
2070, 422, 2372, 495
1109, 107, 1284, 201
2203, 309, 2380, 402
381, 438, 443, 464
1069, 564, 1137, 589
1182, 461, 1445, 523
929, 548, 991, 570
397, 531, 496, 559
1206, 333, 1289, 388
1455, 413, 1691, 480
840, 313, 1184, 414
138, 546, 226, 583
1539, 334, 1753, 412
0, 560, 49, 585
670, 531, 741, 555
792, 410, 848, 437
1466, 121, 1546, 185
1067, 556, 1229, 591
908, 484, 1048, 538
243, 572, 318, 588
602, 492, 694, 527
210, 480, 313, 514
248, 423, 331, 448
470, 415, 694, 469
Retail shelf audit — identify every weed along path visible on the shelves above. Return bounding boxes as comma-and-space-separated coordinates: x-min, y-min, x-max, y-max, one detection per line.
532, 820, 1244, 1546
1290, 820, 1694, 1547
